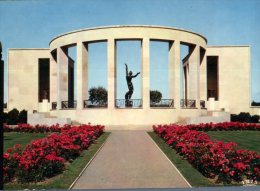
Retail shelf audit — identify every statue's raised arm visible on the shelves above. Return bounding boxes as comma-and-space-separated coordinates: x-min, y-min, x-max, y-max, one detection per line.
132, 72, 140, 78
125, 63, 128, 76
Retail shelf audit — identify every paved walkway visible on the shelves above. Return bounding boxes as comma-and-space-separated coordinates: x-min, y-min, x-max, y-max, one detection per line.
72, 131, 190, 189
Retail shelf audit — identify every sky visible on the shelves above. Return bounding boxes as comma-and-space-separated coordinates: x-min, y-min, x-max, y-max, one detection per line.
0, 0, 260, 102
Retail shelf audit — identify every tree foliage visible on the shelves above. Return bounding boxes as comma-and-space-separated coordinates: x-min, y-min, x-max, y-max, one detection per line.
88, 87, 108, 105
150, 90, 162, 103
251, 101, 260, 106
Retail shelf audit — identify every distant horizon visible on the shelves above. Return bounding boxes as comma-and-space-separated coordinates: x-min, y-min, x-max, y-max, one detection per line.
1, 0, 260, 102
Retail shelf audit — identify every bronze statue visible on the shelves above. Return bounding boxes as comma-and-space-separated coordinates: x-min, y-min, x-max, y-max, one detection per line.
125, 63, 140, 106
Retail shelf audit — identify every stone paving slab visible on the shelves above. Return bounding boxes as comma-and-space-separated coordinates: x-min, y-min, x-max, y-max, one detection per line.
72, 131, 190, 189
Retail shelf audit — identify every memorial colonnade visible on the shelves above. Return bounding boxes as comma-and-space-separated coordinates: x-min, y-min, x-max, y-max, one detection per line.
48, 26, 207, 124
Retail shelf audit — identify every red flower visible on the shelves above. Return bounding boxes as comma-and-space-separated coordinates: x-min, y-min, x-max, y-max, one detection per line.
6, 148, 13, 153
3, 153, 10, 159
233, 162, 247, 171
14, 144, 21, 149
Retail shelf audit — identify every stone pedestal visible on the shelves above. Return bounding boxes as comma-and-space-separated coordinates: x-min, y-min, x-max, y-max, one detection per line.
38, 99, 50, 112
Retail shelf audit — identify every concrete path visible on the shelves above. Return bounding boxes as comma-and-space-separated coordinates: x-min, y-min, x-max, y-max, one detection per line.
72, 131, 190, 189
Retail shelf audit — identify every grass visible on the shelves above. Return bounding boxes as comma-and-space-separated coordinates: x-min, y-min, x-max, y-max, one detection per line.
4, 132, 110, 190
4, 132, 49, 151
207, 131, 260, 153
148, 132, 214, 187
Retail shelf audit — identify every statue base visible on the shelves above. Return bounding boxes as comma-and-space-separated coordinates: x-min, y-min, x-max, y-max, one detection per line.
125, 100, 133, 107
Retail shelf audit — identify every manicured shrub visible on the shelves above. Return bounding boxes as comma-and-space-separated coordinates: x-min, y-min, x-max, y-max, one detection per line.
17, 109, 27, 123
5, 108, 28, 125
238, 112, 251, 122
7, 108, 19, 125
231, 112, 259, 123
251, 115, 260, 123
231, 114, 239, 122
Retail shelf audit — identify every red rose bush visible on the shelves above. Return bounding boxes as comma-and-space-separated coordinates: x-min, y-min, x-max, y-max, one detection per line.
3, 124, 104, 183
153, 124, 260, 184
186, 122, 260, 131
4, 123, 68, 133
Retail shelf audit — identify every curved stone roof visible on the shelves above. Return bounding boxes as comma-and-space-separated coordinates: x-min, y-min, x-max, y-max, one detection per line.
49, 25, 207, 45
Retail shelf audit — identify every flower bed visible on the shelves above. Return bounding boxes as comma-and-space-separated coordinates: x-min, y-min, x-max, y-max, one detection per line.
185, 122, 260, 131
3, 124, 104, 183
153, 124, 260, 184
3, 123, 67, 133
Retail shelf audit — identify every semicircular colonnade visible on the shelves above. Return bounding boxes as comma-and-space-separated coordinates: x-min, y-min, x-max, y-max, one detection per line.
48, 25, 208, 126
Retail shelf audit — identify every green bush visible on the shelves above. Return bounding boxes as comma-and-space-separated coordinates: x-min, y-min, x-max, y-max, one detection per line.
231, 112, 259, 123
150, 90, 162, 103
17, 109, 27, 123
251, 115, 260, 123
238, 112, 251, 122
6, 108, 28, 125
7, 108, 19, 125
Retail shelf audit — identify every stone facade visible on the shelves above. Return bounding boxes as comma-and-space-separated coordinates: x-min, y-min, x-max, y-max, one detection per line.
8, 49, 50, 111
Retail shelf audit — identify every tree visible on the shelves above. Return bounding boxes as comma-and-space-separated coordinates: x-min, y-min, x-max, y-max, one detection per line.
252, 101, 260, 106
150, 90, 162, 103
88, 86, 107, 105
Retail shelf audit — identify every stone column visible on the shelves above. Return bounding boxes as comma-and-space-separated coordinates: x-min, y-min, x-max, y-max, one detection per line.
169, 40, 181, 108
50, 51, 57, 107
142, 38, 150, 109
188, 45, 200, 108
186, 65, 190, 100
183, 66, 188, 101
77, 42, 88, 110
107, 38, 115, 109
57, 47, 69, 109
182, 65, 185, 101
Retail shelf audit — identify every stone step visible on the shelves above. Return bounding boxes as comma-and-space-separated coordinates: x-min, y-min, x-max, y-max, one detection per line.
27, 112, 71, 126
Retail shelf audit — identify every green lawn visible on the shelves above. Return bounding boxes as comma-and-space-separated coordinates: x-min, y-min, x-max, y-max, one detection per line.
4, 132, 49, 151
4, 132, 110, 190
207, 131, 260, 153
148, 132, 214, 187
